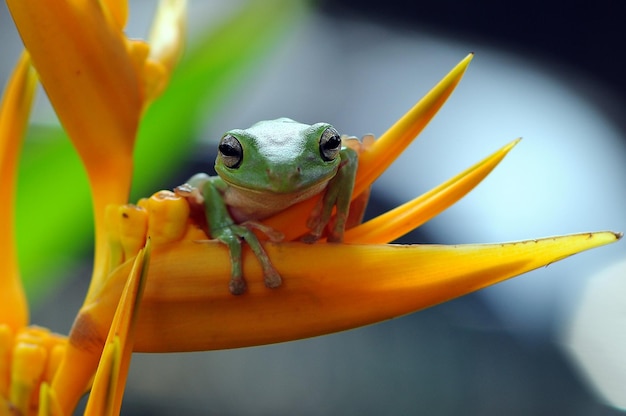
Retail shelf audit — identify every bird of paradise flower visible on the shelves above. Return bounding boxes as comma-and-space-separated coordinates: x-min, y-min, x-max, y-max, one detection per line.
0, 1, 621, 415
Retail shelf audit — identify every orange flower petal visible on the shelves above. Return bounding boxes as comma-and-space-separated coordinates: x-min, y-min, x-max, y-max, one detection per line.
7, 1, 186, 305
69, 231, 620, 353
0, 52, 36, 331
38, 382, 63, 416
7, 0, 143, 302
83, 337, 120, 416
85, 241, 150, 416
345, 139, 521, 243
100, 0, 128, 30
8, 0, 141, 141
9, 342, 46, 414
144, 0, 187, 101
355, 53, 474, 194
6, 0, 141, 169
50, 242, 150, 416
2, 326, 67, 415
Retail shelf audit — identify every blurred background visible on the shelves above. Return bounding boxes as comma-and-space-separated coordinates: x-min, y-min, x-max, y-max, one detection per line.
2, 0, 626, 414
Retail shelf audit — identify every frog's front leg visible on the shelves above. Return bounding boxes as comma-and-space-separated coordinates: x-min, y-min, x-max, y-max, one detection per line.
212, 220, 282, 295
178, 175, 281, 295
305, 146, 359, 242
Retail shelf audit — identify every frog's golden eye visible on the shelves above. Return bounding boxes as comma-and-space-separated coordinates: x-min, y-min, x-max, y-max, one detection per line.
319, 127, 341, 162
218, 134, 243, 169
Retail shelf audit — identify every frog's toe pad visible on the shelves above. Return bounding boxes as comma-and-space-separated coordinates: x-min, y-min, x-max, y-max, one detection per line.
264, 272, 282, 289
229, 278, 247, 295
300, 233, 321, 244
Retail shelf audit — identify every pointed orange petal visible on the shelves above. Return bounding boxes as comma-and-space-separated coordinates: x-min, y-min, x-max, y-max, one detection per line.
6, 0, 141, 167
0, 52, 36, 331
100, 0, 129, 30
38, 382, 63, 416
71, 241, 150, 416
0, 325, 14, 398
345, 139, 520, 243
75, 231, 619, 353
148, 0, 186, 73
83, 337, 119, 416
262, 54, 474, 240
143, 0, 187, 101
355, 53, 474, 194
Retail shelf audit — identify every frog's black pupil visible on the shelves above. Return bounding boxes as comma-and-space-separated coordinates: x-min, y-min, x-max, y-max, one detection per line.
219, 142, 238, 156
326, 135, 340, 149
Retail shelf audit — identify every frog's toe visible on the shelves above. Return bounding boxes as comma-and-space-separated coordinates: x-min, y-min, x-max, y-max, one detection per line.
229, 277, 247, 295
264, 271, 282, 289
301, 232, 321, 244
326, 227, 345, 243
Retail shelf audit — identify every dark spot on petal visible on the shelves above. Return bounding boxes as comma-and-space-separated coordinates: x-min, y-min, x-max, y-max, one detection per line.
69, 313, 106, 354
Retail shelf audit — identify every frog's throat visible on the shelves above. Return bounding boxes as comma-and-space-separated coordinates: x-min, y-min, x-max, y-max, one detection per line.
222, 180, 328, 222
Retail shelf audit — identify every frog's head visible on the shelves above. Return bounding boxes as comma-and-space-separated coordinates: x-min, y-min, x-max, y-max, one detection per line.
214, 118, 343, 194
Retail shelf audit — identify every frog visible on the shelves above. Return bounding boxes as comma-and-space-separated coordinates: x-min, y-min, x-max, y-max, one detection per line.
175, 118, 359, 295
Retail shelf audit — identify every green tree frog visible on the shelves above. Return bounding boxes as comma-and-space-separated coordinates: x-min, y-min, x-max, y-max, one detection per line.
176, 118, 358, 295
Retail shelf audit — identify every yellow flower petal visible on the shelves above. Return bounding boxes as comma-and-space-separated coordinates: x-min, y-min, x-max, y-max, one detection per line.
85, 241, 149, 416
54, 242, 150, 416
10, 342, 46, 415
7, 0, 186, 305
6, 0, 142, 167
144, 0, 187, 101
262, 54, 474, 240
37, 382, 63, 416
0, 325, 14, 398
7, 0, 143, 303
0, 326, 67, 415
100, 0, 128, 31
345, 138, 521, 243
149, 0, 186, 72
105, 203, 149, 270
0, 52, 36, 331
83, 337, 120, 416
355, 53, 474, 194
68, 231, 619, 353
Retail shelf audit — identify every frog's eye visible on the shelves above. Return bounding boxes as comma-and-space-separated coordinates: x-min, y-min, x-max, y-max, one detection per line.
319, 127, 341, 162
218, 134, 243, 169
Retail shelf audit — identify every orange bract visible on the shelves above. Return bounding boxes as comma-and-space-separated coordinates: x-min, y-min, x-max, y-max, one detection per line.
0, 53, 35, 332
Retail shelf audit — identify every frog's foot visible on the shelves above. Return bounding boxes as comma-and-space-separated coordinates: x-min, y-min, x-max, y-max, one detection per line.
302, 190, 347, 244
325, 213, 348, 243
301, 197, 328, 243
301, 230, 322, 244
217, 224, 282, 294
261, 266, 282, 289
174, 183, 204, 204
240, 221, 283, 288
210, 230, 245, 295
229, 275, 247, 296
301, 215, 347, 243
238, 224, 282, 289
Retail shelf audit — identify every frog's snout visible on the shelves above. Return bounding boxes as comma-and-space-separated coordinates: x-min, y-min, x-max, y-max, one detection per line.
266, 166, 303, 192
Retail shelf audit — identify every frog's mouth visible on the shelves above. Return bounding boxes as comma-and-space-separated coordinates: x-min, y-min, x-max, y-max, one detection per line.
222, 164, 339, 195
227, 174, 331, 200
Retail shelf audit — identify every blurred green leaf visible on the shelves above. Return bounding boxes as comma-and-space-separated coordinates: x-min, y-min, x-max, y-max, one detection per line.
15, 0, 308, 302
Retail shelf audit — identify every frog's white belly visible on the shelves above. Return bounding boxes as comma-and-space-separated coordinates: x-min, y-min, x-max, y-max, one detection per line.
223, 181, 328, 222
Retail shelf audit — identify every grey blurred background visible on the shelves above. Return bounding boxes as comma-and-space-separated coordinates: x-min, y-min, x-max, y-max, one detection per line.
3, 0, 626, 414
